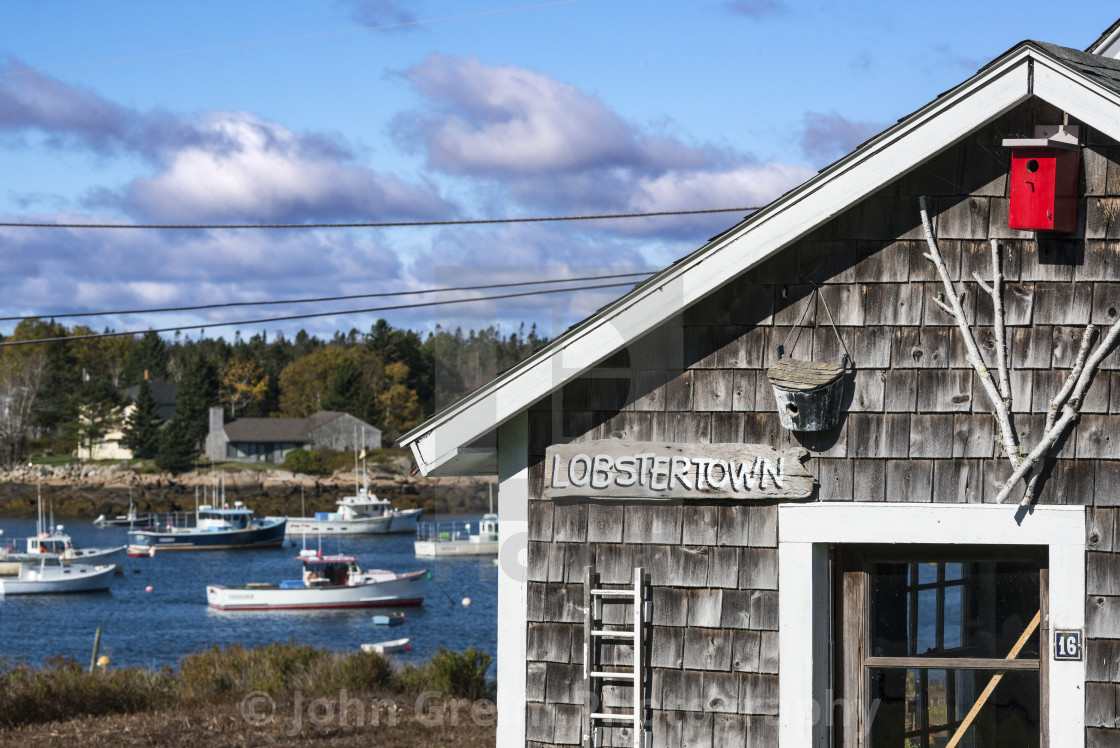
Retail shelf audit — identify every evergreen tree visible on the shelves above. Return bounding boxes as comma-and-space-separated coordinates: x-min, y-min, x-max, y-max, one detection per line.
122, 331, 169, 386
66, 377, 123, 460
122, 379, 164, 459
28, 320, 80, 434
174, 348, 220, 451
155, 414, 197, 472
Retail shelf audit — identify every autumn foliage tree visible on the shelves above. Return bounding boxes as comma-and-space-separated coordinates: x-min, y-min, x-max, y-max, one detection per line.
377, 362, 423, 441
278, 347, 383, 422
220, 358, 269, 417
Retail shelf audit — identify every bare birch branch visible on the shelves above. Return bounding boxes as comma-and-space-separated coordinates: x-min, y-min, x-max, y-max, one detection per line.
1000, 315, 1120, 504
919, 196, 1021, 466
972, 272, 994, 296
1021, 324, 1095, 503
932, 294, 955, 316
988, 239, 1013, 404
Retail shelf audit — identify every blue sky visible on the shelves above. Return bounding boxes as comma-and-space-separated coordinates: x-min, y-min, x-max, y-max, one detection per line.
0, 1, 1115, 343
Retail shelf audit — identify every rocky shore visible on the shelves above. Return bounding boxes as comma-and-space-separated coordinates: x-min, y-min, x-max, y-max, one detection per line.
0, 460, 496, 519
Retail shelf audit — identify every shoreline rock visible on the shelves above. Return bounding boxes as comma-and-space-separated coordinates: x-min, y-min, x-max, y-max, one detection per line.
0, 462, 497, 519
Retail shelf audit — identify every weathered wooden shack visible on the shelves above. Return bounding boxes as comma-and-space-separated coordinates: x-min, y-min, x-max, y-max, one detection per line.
402, 27, 1120, 748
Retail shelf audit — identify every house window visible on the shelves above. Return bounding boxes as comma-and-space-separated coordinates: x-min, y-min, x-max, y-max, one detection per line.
836, 545, 1045, 747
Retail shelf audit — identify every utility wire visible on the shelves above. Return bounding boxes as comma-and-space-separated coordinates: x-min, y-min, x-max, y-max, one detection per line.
0, 1, 587, 79
0, 280, 640, 348
0, 271, 656, 322
0, 206, 760, 230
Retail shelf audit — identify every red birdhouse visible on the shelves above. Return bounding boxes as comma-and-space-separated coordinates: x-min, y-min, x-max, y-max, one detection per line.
1002, 125, 1080, 233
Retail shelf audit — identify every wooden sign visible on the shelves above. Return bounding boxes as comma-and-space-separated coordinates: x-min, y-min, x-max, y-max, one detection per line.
543, 440, 813, 500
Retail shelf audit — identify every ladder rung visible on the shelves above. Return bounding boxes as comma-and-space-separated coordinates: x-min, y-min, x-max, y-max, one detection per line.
589, 670, 637, 679
590, 712, 635, 721
591, 629, 636, 638
590, 589, 634, 597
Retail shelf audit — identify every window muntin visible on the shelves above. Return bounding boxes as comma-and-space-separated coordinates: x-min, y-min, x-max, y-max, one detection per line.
838, 545, 1045, 748
869, 559, 1040, 660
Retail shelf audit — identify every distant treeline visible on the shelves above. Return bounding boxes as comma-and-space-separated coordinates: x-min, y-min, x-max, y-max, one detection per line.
0, 318, 546, 469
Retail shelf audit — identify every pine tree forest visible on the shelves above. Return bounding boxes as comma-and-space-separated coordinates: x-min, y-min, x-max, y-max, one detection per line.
0, 318, 547, 468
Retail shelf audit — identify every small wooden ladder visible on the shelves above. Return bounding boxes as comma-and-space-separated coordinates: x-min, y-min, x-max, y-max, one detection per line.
582, 565, 650, 748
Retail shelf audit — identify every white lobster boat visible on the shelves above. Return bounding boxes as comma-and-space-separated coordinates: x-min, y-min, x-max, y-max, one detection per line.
25, 526, 127, 569
0, 555, 116, 595
206, 550, 428, 611
413, 514, 499, 558
278, 487, 422, 536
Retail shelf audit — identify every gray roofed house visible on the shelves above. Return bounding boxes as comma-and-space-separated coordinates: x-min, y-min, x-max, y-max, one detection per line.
204, 407, 382, 463
88, 380, 179, 461
120, 381, 179, 421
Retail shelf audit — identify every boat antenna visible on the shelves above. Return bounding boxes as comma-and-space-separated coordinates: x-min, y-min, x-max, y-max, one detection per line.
300, 484, 307, 552
33, 463, 42, 536
362, 427, 370, 491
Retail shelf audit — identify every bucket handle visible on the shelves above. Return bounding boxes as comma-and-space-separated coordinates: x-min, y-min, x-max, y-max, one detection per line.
777, 283, 853, 372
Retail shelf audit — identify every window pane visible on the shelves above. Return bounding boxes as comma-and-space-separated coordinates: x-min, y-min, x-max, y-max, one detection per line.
944, 584, 963, 650
869, 668, 1039, 747
916, 588, 937, 655
870, 557, 1040, 659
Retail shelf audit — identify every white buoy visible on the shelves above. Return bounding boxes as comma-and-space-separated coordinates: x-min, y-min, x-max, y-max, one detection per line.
145, 585, 154, 592
462, 597, 472, 607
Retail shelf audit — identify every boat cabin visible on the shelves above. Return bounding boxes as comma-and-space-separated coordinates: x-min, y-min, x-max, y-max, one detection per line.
475, 514, 499, 543
196, 504, 255, 531
336, 489, 392, 520
26, 528, 72, 555
300, 554, 361, 587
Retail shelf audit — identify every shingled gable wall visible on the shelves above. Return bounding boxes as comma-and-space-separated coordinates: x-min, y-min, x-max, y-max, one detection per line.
521, 96, 1120, 747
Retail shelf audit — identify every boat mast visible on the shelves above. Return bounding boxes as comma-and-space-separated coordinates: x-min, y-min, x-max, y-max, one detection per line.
32, 463, 43, 536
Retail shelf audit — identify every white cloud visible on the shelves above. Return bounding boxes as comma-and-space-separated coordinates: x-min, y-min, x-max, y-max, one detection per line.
104, 112, 451, 222
397, 54, 711, 177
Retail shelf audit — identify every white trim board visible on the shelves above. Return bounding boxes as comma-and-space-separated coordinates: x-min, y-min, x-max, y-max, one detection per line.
495, 414, 529, 748
777, 502, 1086, 746
403, 42, 1120, 479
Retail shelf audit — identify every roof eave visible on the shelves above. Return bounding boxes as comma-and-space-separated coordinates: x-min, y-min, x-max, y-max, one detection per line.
405, 44, 1078, 478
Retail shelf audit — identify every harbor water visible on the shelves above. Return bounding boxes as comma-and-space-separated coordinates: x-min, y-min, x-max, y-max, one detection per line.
0, 514, 498, 670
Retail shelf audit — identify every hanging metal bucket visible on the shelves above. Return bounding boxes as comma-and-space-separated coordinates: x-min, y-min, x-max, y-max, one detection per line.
767, 358, 846, 431
769, 285, 852, 432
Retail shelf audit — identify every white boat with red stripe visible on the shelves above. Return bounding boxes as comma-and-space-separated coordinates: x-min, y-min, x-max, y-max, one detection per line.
205, 550, 428, 611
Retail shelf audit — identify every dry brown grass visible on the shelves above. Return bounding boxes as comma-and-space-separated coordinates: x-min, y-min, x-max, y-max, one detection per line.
2, 693, 496, 747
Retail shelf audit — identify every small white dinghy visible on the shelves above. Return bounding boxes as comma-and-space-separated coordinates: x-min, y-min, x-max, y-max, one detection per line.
361, 638, 410, 654
0, 555, 116, 595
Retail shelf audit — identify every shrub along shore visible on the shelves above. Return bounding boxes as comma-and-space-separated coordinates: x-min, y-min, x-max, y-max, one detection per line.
0, 642, 496, 746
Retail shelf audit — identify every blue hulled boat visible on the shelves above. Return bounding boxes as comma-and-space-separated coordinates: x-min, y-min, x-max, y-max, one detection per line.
127, 503, 286, 556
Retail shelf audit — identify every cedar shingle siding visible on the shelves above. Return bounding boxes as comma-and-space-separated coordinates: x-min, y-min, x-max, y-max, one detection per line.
522, 98, 1120, 745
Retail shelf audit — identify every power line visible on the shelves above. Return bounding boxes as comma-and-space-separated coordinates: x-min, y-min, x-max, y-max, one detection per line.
0, 280, 641, 347
0, 206, 760, 230
0, 271, 656, 322
0, 1, 587, 79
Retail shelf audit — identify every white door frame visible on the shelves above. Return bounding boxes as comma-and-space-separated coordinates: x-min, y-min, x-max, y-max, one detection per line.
777, 502, 1086, 746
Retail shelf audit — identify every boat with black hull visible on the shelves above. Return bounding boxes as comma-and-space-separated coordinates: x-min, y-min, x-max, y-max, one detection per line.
127, 502, 286, 556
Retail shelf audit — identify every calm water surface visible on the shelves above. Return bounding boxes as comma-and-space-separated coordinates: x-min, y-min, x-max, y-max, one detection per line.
0, 515, 498, 670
